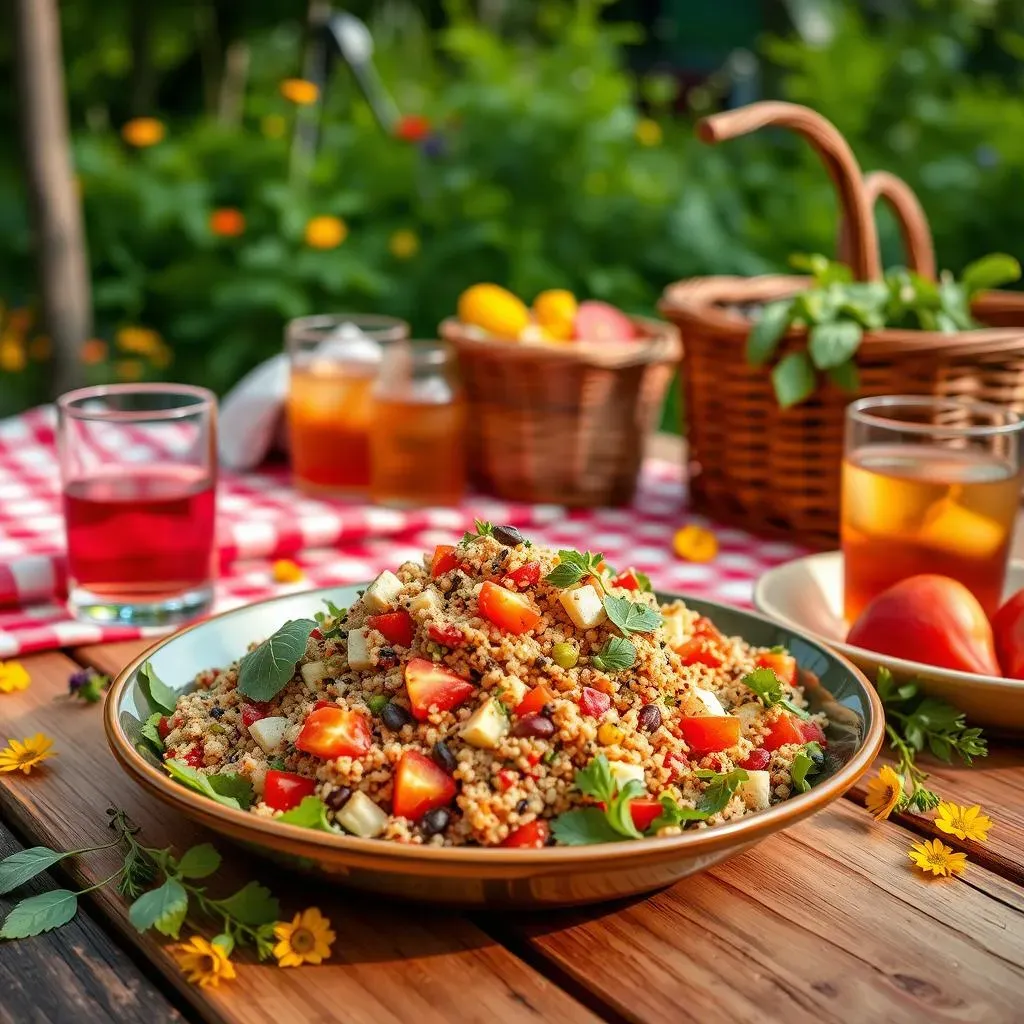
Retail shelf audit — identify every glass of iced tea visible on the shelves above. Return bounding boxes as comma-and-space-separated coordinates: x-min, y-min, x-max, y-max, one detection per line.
286, 314, 409, 496
370, 340, 466, 507
841, 395, 1024, 621
57, 384, 217, 625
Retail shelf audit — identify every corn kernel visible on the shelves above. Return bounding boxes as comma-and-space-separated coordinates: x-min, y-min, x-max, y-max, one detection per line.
598, 723, 624, 746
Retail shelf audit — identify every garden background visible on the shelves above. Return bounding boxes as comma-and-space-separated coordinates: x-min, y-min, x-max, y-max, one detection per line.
2, 0, 1023, 428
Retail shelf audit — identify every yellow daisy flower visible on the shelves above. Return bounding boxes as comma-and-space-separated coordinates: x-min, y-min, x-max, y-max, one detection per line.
0, 733, 57, 774
171, 935, 237, 988
672, 524, 718, 563
273, 907, 336, 968
304, 216, 348, 250
272, 559, 305, 584
908, 837, 968, 878
121, 117, 165, 147
280, 79, 319, 105
935, 801, 993, 843
0, 661, 30, 694
635, 118, 663, 147
388, 229, 420, 260
116, 326, 164, 357
864, 764, 903, 821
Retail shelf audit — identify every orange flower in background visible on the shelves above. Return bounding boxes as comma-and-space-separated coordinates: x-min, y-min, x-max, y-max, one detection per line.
81, 338, 108, 365
672, 524, 718, 563
280, 79, 319, 105
121, 117, 165, 147
273, 907, 336, 967
0, 336, 26, 373
394, 114, 431, 142
172, 935, 236, 988
272, 559, 305, 584
115, 359, 145, 382
908, 838, 967, 878
29, 336, 51, 361
210, 208, 246, 238
304, 216, 347, 250
116, 326, 163, 357
388, 229, 420, 260
864, 765, 903, 821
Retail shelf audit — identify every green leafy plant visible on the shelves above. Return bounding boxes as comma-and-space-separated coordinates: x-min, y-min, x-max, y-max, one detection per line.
459, 519, 495, 544
138, 660, 176, 716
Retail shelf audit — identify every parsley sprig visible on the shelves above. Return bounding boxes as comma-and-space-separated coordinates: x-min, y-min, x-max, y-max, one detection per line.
460, 519, 494, 544
544, 549, 605, 589
741, 667, 810, 720
876, 668, 987, 812
313, 599, 347, 638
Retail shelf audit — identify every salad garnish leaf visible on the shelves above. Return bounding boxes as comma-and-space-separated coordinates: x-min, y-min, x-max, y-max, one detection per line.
650, 769, 749, 830
551, 756, 645, 845
791, 742, 823, 794
140, 712, 165, 755
591, 636, 637, 673
276, 796, 335, 832
741, 667, 810, 720
460, 519, 494, 543
237, 618, 317, 702
603, 594, 662, 635
164, 760, 254, 811
544, 549, 605, 589
137, 660, 176, 716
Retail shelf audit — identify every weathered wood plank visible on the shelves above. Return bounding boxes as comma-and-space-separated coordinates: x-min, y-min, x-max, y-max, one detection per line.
0, 822, 186, 1024
2, 651, 599, 1024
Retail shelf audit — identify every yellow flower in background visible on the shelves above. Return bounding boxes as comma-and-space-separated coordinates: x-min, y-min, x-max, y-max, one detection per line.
115, 359, 145, 382
273, 907, 336, 967
280, 79, 319, 105
116, 326, 163, 357
532, 289, 578, 341
0, 336, 26, 372
121, 117, 165, 147
28, 336, 51, 361
151, 341, 174, 370
864, 764, 903, 821
457, 283, 530, 338
0, 661, 30, 694
272, 559, 305, 584
635, 118, 663, 147
261, 114, 287, 139
81, 338, 108, 365
172, 935, 237, 988
935, 802, 993, 843
388, 229, 420, 260
672, 524, 718, 563
908, 837, 968, 878
0, 733, 56, 774
304, 216, 348, 250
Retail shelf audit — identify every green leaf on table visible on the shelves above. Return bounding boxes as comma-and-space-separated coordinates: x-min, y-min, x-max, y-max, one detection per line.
603, 595, 662, 635
961, 253, 1021, 296
544, 550, 605, 589
771, 351, 816, 408
237, 618, 317, 702
138, 660, 176, 716
140, 713, 165, 755
808, 320, 863, 370
176, 843, 221, 879
0, 848, 64, 896
591, 636, 636, 673
746, 300, 792, 366
129, 878, 188, 938
0, 889, 78, 939
164, 760, 254, 811
277, 796, 335, 832
217, 881, 280, 926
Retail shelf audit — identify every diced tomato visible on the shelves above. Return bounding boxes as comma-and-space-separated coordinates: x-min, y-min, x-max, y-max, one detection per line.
392, 750, 457, 821
158, 716, 171, 740
368, 610, 415, 647
515, 684, 555, 718
497, 768, 517, 792
526, 751, 542, 767
755, 650, 797, 687
799, 719, 827, 746
740, 748, 771, 771
611, 569, 641, 591
579, 687, 611, 718
240, 703, 270, 729
296, 706, 372, 759
430, 544, 460, 577
761, 714, 805, 752
310, 627, 323, 642
405, 657, 475, 721
501, 820, 550, 849
674, 617, 727, 667
678, 716, 740, 754
501, 562, 541, 590
428, 623, 466, 647
478, 581, 541, 635
180, 746, 204, 768
628, 799, 663, 833
263, 770, 317, 812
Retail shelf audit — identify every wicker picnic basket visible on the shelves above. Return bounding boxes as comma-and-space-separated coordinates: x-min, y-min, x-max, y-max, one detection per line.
439, 316, 680, 506
658, 101, 1024, 548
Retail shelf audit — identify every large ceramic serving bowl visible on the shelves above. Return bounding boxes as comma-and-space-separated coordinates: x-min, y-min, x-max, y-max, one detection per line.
106, 585, 884, 908
755, 551, 1024, 733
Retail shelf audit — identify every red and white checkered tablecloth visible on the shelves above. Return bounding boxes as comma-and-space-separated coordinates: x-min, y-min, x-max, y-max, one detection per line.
0, 406, 808, 658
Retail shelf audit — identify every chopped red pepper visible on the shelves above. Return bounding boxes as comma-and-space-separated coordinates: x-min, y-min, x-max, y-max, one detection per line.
761, 714, 805, 751
501, 562, 541, 590
240, 703, 270, 729
430, 544, 460, 577
264, 771, 316, 812
740, 748, 771, 771
497, 768, 517, 792
515, 685, 555, 718
368, 609, 415, 648
501, 820, 550, 849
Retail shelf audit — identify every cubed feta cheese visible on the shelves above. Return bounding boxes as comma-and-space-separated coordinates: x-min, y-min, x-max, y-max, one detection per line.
300, 660, 328, 687
408, 588, 443, 620
733, 702, 763, 731
608, 761, 646, 791
692, 686, 727, 717
559, 584, 606, 630
460, 699, 509, 749
498, 676, 527, 708
334, 791, 388, 838
364, 570, 403, 612
346, 628, 373, 671
737, 769, 771, 811
661, 609, 687, 651
248, 716, 288, 754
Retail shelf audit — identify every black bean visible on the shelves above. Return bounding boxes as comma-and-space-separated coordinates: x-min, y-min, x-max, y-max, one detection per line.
540, 703, 555, 719
492, 524, 524, 547
433, 740, 457, 774
516, 799, 529, 814
420, 807, 450, 836
513, 714, 555, 739
637, 704, 662, 732
379, 645, 397, 661
381, 702, 414, 731
210, 707, 225, 719
325, 786, 352, 811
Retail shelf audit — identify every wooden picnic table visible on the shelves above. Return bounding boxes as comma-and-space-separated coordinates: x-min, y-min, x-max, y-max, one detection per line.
1, 637, 1023, 1024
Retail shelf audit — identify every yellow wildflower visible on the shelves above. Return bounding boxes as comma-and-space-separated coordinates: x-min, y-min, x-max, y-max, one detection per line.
280, 79, 319, 105
0, 733, 56, 774
304, 216, 348, 250
114, 359, 145, 382
935, 802, 993, 843
261, 114, 287, 139
0, 336, 26, 373
172, 935, 237, 988
0, 661, 30, 694
121, 117, 165, 147
273, 907, 336, 968
116, 326, 163, 357
864, 764, 903, 821
672, 524, 718, 563
908, 837, 968, 878
635, 118, 663, 147
272, 559, 305, 584
388, 229, 420, 260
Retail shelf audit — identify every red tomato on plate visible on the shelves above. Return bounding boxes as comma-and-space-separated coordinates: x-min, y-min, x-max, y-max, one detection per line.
755, 650, 797, 687
478, 581, 541, 635
430, 544, 460, 577
579, 687, 611, 718
296, 706, 371, 759
992, 588, 1024, 679
427, 623, 466, 647
263, 770, 316, 812
404, 657, 475, 721
678, 716, 740, 754
367, 610, 414, 647
515, 684, 555, 718
392, 750, 457, 821
501, 820, 550, 849
501, 562, 541, 590
761, 714, 805, 752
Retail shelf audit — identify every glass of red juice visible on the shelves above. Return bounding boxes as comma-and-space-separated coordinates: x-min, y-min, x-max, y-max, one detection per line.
57, 384, 217, 625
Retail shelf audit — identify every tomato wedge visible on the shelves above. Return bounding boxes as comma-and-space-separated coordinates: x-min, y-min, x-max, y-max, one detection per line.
404, 657, 475, 721
478, 581, 541, 635
740, 749, 771, 771
430, 544, 460, 577
678, 715, 740, 754
240, 702, 270, 729
368, 610, 415, 647
628, 798, 663, 833
501, 820, 550, 849
501, 562, 541, 590
674, 617, 727, 667
755, 650, 797, 687
296, 706, 372, 759
611, 569, 641, 591
761, 714, 805, 751
264, 770, 316, 812
392, 750, 457, 821
515, 684, 555, 718
428, 623, 465, 647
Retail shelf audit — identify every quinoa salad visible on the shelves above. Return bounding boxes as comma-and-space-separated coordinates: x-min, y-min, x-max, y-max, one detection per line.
147, 523, 831, 849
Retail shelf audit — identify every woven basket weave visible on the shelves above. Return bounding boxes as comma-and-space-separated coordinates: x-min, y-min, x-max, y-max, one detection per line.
658, 101, 1024, 548
439, 316, 680, 506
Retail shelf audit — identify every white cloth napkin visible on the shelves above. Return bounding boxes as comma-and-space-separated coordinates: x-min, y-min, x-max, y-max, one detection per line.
217, 354, 289, 471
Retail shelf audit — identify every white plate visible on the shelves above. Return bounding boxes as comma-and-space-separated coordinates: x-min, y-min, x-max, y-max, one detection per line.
754, 551, 1024, 733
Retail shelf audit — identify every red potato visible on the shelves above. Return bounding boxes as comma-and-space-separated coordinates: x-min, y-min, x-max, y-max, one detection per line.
992, 589, 1024, 679
846, 574, 1001, 676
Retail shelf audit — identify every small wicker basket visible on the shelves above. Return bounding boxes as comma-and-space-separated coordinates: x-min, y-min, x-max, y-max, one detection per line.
659, 101, 1024, 548
439, 316, 680, 506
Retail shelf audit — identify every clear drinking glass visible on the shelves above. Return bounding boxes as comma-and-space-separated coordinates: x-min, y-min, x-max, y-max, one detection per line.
286, 313, 409, 495
57, 384, 218, 625
370, 340, 467, 507
841, 395, 1024, 621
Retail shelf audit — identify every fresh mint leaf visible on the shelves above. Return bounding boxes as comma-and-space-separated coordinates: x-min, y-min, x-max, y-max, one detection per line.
0, 889, 78, 939
314, 600, 347, 633
140, 712, 165, 755
128, 878, 188, 939
697, 769, 749, 816
461, 519, 495, 543
961, 253, 1021, 296
277, 796, 335, 832
591, 636, 636, 673
808, 320, 863, 370
573, 755, 616, 804
771, 351, 816, 408
237, 618, 317, 702
164, 760, 254, 811
746, 300, 792, 366
791, 742, 823, 794
137, 660, 176, 716
603, 595, 662, 635
175, 843, 221, 880
551, 808, 624, 846
0, 848, 64, 896
545, 549, 604, 589
216, 881, 280, 926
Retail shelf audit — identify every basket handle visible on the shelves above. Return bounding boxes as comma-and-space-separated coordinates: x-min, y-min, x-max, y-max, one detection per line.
837, 170, 937, 281
696, 101, 882, 282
